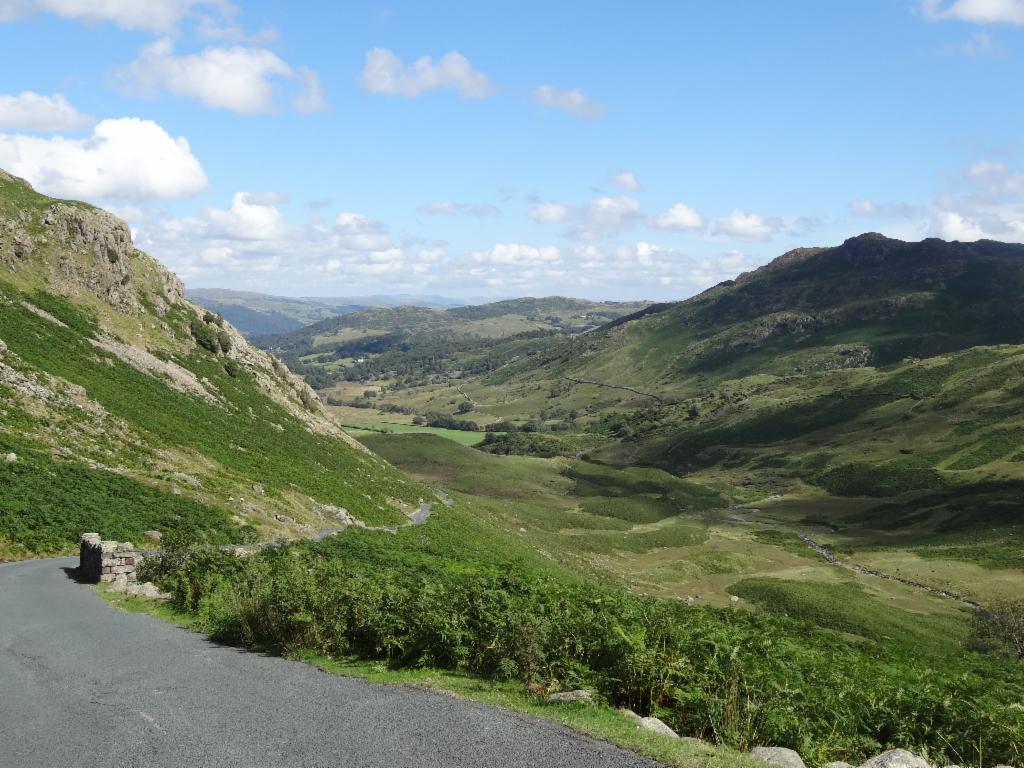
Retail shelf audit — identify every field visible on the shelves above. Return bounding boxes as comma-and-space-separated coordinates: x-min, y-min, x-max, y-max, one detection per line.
342, 421, 486, 446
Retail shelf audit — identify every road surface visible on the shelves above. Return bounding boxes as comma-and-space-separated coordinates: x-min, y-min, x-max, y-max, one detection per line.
0, 557, 658, 768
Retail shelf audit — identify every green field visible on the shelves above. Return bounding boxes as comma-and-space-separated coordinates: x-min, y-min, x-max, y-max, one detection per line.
343, 421, 487, 445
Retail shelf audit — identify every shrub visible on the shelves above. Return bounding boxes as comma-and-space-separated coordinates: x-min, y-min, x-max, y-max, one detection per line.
217, 330, 232, 354
190, 317, 220, 353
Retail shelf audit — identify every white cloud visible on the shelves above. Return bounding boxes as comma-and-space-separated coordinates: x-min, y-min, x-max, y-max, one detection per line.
418, 200, 500, 217
528, 202, 571, 224
0, 0, 219, 33
850, 198, 922, 218
928, 211, 989, 240
534, 84, 606, 118
922, 0, 1024, 24
610, 170, 640, 191
651, 202, 704, 231
294, 66, 328, 113
358, 48, 496, 98
570, 195, 642, 240
0, 117, 207, 198
712, 209, 784, 241
0, 91, 92, 131
471, 243, 560, 265
203, 192, 287, 240
114, 39, 325, 114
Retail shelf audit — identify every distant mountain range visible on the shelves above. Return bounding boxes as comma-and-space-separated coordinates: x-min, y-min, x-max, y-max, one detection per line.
186, 288, 471, 337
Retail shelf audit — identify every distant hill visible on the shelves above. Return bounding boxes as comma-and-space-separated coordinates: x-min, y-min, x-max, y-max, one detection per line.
0, 170, 422, 559
257, 296, 650, 389
187, 288, 467, 338
366, 234, 1024, 555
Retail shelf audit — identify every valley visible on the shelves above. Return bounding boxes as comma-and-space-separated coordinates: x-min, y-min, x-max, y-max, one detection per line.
1, 173, 1022, 767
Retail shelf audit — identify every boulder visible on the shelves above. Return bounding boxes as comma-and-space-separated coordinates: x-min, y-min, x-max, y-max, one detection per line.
858, 750, 930, 768
639, 716, 679, 738
143, 530, 162, 541
547, 689, 593, 704
823, 762, 855, 768
751, 746, 807, 768
3, 452, 16, 463
619, 708, 642, 724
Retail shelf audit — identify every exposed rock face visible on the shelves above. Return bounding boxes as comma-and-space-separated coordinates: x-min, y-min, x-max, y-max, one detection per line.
751, 746, 807, 768
42, 203, 142, 313
857, 750, 930, 768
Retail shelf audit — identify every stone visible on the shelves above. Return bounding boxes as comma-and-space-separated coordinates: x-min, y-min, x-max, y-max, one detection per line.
639, 717, 679, 739
275, 514, 294, 524
857, 750, 930, 768
751, 747, 807, 768
3, 452, 16, 462
730, 595, 741, 603
547, 689, 592, 704
823, 763, 855, 768
143, 530, 162, 541
619, 708, 642, 724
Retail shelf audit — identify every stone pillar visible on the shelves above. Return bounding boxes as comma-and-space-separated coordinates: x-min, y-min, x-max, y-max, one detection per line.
78, 533, 138, 585
79, 533, 102, 582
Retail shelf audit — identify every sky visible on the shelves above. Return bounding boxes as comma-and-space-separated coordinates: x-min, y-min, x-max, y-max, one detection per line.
0, 0, 1023, 301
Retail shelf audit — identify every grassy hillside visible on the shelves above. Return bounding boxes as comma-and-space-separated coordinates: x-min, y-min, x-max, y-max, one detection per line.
0, 170, 424, 558
257, 295, 649, 391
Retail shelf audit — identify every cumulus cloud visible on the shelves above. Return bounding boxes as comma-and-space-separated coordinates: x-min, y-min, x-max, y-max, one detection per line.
570, 195, 642, 240
534, 84, 606, 118
129, 195, 426, 291
528, 202, 571, 224
114, 39, 325, 114
202, 192, 287, 240
471, 243, 560, 265
920, 159, 1024, 242
711, 209, 785, 241
650, 202, 704, 231
358, 48, 496, 98
0, 91, 92, 131
610, 170, 640, 191
928, 211, 990, 240
921, 0, 1024, 24
0, 0, 218, 33
418, 200, 500, 217
0, 117, 207, 198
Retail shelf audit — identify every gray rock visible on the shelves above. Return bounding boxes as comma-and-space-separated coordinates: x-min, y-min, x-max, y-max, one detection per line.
619, 708, 642, 724
143, 530, 162, 541
639, 717, 678, 738
3, 452, 16, 463
547, 689, 593, 704
751, 746, 807, 768
858, 750, 930, 768
823, 762, 854, 768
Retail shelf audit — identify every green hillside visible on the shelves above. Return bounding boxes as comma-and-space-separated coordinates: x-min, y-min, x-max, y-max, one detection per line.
0, 170, 423, 559
257, 295, 649, 390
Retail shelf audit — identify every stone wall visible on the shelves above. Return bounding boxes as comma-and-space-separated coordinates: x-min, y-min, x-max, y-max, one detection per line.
79, 532, 138, 585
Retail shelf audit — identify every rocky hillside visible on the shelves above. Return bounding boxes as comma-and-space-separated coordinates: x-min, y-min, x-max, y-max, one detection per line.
0, 169, 423, 559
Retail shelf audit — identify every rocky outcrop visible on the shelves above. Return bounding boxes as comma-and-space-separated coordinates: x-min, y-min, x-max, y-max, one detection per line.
638, 716, 679, 738
547, 690, 593, 704
857, 750, 931, 768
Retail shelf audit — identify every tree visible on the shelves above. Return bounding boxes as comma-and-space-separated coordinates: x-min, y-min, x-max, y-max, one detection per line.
457, 401, 474, 414
970, 600, 1024, 659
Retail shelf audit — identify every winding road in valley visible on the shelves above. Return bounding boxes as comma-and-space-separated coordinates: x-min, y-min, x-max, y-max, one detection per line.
0, 557, 657, 768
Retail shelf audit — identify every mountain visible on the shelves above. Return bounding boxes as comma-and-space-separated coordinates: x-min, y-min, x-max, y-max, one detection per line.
359, 234, 1024, 561
186, 288, 470, 338
0, 170, 422, 559
257, 296, 650, 389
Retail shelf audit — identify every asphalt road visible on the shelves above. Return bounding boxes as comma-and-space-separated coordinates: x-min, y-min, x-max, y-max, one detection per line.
0, 557, 659, 768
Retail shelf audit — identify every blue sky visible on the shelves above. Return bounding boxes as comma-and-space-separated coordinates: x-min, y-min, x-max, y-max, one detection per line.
1, 0, 1022, 301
